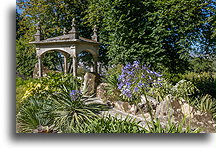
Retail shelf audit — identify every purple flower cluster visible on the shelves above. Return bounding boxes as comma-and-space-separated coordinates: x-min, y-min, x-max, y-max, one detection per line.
118, 61, 162, 99
70, 90, 82, 101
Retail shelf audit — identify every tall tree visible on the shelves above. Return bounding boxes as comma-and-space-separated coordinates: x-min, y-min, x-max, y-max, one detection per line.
84, 0, 216, 73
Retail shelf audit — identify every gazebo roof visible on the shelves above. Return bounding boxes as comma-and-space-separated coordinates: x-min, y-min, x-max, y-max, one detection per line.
30, 34, 99, 45
30, 18, 99, 45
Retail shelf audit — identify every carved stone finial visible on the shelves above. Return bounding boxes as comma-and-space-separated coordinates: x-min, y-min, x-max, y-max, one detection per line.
35, 22, 41, 42
72, 18, 76, 27
63, 27, 67, 35
91, 25, 98, 42
68, 18, 79, 39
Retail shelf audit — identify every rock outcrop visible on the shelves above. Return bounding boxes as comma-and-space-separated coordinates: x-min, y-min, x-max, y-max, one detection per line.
83, 72, 101, 96
155, 95, 216, 133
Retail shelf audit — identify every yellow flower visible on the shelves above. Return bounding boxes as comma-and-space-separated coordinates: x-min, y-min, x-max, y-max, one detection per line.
45, 86, 49, 90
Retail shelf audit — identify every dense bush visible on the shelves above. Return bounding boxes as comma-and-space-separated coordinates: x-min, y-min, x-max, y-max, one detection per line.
17, 96, 55, 133
162, 72, 215, 98
16, 39, 37, 77
16, 73, 81, 115
66, 114, 146, 133
21, 72, 81, 102
181, 72, 215, 98
148, 79, 199, 102
16, 77, 38, 113
102, 64, 122, 102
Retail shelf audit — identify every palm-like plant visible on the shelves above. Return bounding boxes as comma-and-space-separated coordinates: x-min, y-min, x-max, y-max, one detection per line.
16, 96, 55, 133
50, 86, 108, 132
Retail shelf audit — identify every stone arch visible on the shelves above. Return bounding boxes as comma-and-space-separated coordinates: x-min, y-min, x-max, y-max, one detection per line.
77, 48, 98, 57
36, 48, 71, 77
37, 48, 74, 57
77, 49, 98, 73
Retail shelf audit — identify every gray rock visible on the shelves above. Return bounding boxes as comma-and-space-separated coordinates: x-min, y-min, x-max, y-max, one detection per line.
155, 95, 216, 133
83, 72, 101, 96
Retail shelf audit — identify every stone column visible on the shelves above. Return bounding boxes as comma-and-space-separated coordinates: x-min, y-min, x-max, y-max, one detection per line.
72, 56, 78, 77
98, 62, 102, 74
63, 53, 68, 74
38, 56, 43, 77
93, 56, 98, 73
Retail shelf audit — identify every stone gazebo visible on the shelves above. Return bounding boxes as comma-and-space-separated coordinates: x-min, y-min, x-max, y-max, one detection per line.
30, 18, 99, 77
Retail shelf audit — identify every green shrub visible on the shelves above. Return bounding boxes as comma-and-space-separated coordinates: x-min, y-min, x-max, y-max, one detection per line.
181, 72, 215, 98
16, 96, 55, 133
191, 94, 216, 121
66, 114, 147, 133
148, 79, 198, 102
102, 64, 122, 102
145, 117, 202, 133
162, 72, 183, 85
50, 88, 108, 132
21, 72, 81, 102
16, 77, 37, 113
64, 113, 201, 133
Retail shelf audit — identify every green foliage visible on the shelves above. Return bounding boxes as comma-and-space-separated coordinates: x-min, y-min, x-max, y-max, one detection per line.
17, 96, 55, 133
191, 94, 216, 120
162, 72, 183, 85
16, 9, 24, 40
21, 72, 81, 102
181, 72, 216, 98
66, 114, 146, 133
16, 39, 37, 77
147, 77, 216, 122
145, 117, 202, 133
17, 0, 215, 74
65, 113, 201, 133
16, 77, 37, 113
17, 0, 91, 40
148, 79, 199, 102
162, 71, 216, 98
50, 89, 106, 132
85, 0, 215, 73
102, 65, 122, 102
189, 55, 216, 73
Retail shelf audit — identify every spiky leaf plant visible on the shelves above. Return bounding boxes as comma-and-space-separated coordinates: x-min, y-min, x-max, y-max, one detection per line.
16, 96, 55, 133
50, 87, 108, 132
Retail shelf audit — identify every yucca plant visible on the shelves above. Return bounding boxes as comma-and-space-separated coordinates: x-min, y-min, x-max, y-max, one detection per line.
16, 96, 55, 133
50, 86, 108, 132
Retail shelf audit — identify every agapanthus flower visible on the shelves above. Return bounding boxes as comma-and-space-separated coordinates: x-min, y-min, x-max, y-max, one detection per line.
117, 60, 163, 101
70, 90, 82, 101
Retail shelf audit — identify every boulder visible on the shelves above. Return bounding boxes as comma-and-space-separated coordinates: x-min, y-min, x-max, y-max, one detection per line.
96, 82, 121, 102
135, 95, 159, 115
96, 83, 109, 101
112, 100, 142, 115
83, 72, 101, 96
155, 95, 216, 133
